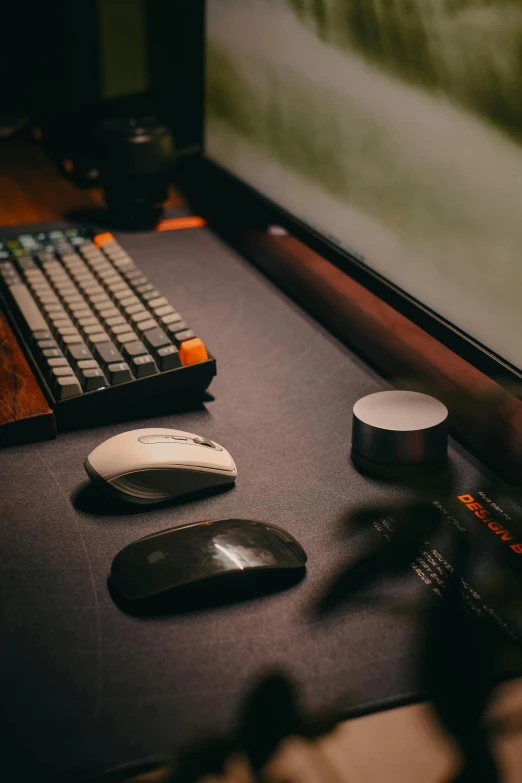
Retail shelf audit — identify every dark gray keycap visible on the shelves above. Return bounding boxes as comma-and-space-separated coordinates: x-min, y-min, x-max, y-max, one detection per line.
38, 339, 59, 350
80, 368, 107, 392
115, 331, 138, 346
125, 303, 146, 316
143, 327, 170, 351
148, 296, 168, 309
33, 330, 53, 341
55, 375, 83, 399
141, 289, 161, 302
131, 354, 158, 377
66, 343, 93, 363
47, 356, 68, 368
105, 314, 126, 327
154, 304, 175, 318
166, 320, 187, 336
78, 359, 100, 370
51, 365, 75, 379
157, 344, 181, 371
43, 348, 63, 359
161, 312, 183, 326
173, 329, 196, 343
123, 340, 148, 360
136, 318, 158, 333
107, 362, 132, 385
94, 342, 124, 365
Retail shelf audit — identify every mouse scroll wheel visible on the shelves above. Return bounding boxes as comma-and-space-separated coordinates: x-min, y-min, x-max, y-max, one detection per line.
193, 436, 216, 448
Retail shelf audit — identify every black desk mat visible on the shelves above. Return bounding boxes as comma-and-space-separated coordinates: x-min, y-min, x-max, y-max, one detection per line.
1, 218, 522, 780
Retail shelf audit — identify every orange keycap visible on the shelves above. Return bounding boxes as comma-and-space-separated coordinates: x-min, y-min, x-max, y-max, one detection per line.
94, 232, 115, 248
179, 338, 208, 366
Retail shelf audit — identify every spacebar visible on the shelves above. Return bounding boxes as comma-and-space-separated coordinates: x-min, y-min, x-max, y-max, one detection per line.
8, 283, 48, 333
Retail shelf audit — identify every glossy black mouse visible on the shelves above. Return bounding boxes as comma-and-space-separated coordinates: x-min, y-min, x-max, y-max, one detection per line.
110, 518, 308, 600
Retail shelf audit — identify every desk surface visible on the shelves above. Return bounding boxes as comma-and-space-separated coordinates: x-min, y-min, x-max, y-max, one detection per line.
2, 141, 522, 783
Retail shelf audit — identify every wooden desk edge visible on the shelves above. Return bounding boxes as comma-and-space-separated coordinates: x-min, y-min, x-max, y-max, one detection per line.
0, 309, 56, 446
237, 229, 522, 485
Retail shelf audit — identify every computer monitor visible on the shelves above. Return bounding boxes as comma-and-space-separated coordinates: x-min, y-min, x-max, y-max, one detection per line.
204, 0, 522, 380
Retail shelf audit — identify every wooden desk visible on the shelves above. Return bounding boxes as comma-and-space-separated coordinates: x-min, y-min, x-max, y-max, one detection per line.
2, 139, 521, 783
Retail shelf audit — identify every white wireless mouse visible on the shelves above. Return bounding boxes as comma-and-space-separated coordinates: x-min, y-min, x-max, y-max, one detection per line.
84, 428, 237, 504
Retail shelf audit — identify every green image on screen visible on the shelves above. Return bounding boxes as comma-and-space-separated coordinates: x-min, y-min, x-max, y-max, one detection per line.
205, 0, 522, 371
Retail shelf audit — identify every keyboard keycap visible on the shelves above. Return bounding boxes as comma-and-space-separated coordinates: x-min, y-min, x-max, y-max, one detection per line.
107, 362, 132, 385
83, 323, 104, 335
116, 331, 138, 346
141, 289, 161, 302
38, 339, 59, 350
166, 320, 187, 335
120, 295, 139, 308
143, 327, 170, 351
105, 314, 126, 327
173, 328, 195, 343
33, 329, 53, 342
66, 343, 93, 363
148, 296, 168, 309
78, 316, 100, 328
51, 365, 75, 379
8, 283, 48, 332
55, 375, 83, 399
111, 322, 132, 336
179, 337, 209, 366
42, 348, 63, 359
157, 344, 181, 371
94, 342, 124, 365
80, 368, 107, 391
123, 340, 148, 360
136, 318, 157, 334
88, 332, 111, 345
78, 359, 100, 370
132, 354, 158, 377
154, 304, 175, 318
47, 356, 68, 368
125, 303, 146, 316
130, 310, 150, 324
161, 313, 183, 326
62, 334, 83, 345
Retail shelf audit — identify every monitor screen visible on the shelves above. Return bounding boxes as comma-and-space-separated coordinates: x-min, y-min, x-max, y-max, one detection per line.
205, 0, 522, 374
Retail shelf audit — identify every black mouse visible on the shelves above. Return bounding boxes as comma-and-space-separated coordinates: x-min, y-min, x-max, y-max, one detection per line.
111, 518, 308, 600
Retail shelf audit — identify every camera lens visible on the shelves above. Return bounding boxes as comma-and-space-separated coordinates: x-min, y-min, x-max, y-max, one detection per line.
97, 116, 174, 230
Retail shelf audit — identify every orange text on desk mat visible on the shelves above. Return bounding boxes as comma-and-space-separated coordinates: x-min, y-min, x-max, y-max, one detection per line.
458, 494, 522, 553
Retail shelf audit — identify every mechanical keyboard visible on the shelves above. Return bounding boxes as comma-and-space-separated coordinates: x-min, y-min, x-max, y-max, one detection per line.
0, 227, 216, 424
